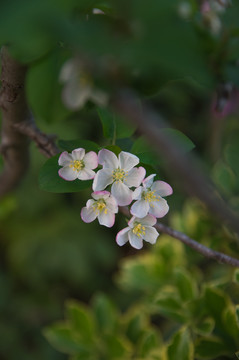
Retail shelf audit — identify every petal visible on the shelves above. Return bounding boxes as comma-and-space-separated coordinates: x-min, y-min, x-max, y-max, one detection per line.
84, 151, 98, 170
130, 199, 150, 218
59, 59, 76, 82
135, 214, 157, 226
98, 210, 115, 227
111, 181, 132, 206
128, 231, 143, 249
90, 89, 108, 107
72, 148, 85, 161
116, 227, 130, 246
81, 206, 97, 223
105, 195, 118, 213
58, 167, 78, 181
142, 174, 156, 189
125, 167, 146, 187
92, 169, 113, 191
86, 199, 95, 208
152, 181, 173, 197
92, 191, 110, 200
128, 216, 136, 228
77, 168, 95, 180
149, 198, 169, 218
98, 149, 119, 169
144, 226, 159, 244
132, 186, 143, 200
119, 151, 139, 171
58, 151, 72, 166
62, 82, 91, 110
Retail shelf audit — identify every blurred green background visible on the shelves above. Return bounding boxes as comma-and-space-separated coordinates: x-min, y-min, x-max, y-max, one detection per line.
1, 0, 239, 359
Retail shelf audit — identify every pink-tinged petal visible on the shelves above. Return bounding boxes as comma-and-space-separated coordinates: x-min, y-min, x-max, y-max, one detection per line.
58, 151, 72, 166
142, 174, 156, 189
105, 195, 118, 213
92, 191, 110, 200
140, 214, 157, 226
125, 167, 146, 187
144, 226, 159, 244
152, 181, 173, 197
119, 151, 139, 171
128, 231, 143, 249
116, 227, 130, 246
98, 211, 115, 227
98, 149, 119, 169
130, 199, 150, 218
93, 169, 113, 191
81, 206, 97, 223
72, 148, 85, 161
84, 151, 98, 170
149, 198, 169, 218
77, 168, 95, 180
132, 186, 143, 200
58, 167, 78, 181
86, 199, 95, 208
111, 181, 132, 206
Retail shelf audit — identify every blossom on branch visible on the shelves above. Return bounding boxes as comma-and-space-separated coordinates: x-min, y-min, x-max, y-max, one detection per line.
116, 214, 159, 249
130, 174, 173, 218
58, 148, 98, 181
81, 191, 118, 227
60, 58, 108, 110
93, 149, 146, 206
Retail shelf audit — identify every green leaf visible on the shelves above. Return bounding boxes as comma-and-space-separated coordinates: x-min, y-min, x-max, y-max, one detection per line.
195, 318, 215, 336
155, 293, 188, 323
104, 334, 132, 359
38, 155, 92, 193
66, 301, 95, 343
195, 337, 230, 359
212, 160, 236, 195
204, 287, 229, 325
161, 128, 195, 153
222, 305, 239, 340
92, 293, 118, 333
43, 324, 91, 355
167, 327, 194, 360
58, 139, 99, 152
139, 329, 161, 358
233, 269, 239, 284
98, 108, 136, 141
173, 268, 197, 302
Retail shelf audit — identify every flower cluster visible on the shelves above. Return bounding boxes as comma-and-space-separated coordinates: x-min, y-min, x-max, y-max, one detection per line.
58, 148, 173, 249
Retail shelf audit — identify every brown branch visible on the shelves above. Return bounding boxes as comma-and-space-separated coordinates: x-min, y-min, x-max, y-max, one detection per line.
119, 206, 239, 267
111, 90, 239, 235
0, 46, 30, 198
13, 120, 59, 158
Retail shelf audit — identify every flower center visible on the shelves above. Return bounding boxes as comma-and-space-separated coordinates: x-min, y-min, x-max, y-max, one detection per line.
143, 190, 157, 203
132, 223, 146, 237
112, 168, 126, 182
70, 160, 84, 171
93, 199, 108, 214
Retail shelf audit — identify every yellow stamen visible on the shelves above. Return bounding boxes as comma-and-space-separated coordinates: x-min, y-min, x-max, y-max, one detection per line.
132, 223, 146, 237
112, 168, 127, 182
69, 160, 84, 171
93, 199, 107, 214
143, 190, 158, 203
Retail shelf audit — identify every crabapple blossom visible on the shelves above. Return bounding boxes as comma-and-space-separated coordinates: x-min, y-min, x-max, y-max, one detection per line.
59, 58, 108, 110
58, 148, 98, 181
81, 191, 118, 227
130, 174, 173, 218
93, 149, 146, 206
116, 214, 159, 249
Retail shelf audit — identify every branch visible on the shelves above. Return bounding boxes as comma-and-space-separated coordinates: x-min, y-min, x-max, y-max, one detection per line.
119, 206, 239, 267
111, 90, 239, 235
0, 47, 30, 197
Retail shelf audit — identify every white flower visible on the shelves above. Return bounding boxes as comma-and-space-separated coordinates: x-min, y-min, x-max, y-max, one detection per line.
81, 191, 118, 227
93, 149, 146, 206
59, 58, 108, 110
116, 215, 159, 249
130, 174, 173, 218
58, 148, 98, 181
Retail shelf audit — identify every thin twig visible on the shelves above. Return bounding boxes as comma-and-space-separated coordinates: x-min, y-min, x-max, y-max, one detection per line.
111, 90, 239, 235
119, 206, 239, 267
